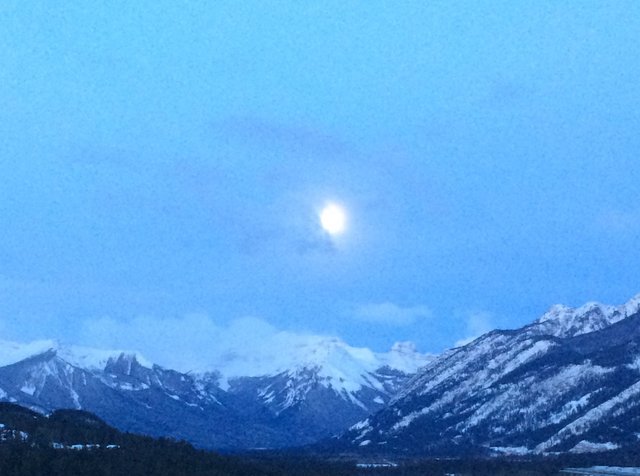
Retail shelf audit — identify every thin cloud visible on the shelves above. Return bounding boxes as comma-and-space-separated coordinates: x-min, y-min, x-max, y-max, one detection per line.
212, 117, 350, 157
353, 302, 432, 326
454, 311, 495, 347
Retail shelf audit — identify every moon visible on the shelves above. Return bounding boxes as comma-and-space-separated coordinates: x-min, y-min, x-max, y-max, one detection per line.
320, 203, 347, 235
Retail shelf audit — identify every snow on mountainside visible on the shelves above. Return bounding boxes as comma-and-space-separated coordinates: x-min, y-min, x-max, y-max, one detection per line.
340, 293, 640, 456
205, 336, 434, 444
0, 339, 151, 373
0, 340, 264, 448
211, 336, 432, 392
530, 294, 640, 338
57, 345, 153, 371
0, 334, 431, 449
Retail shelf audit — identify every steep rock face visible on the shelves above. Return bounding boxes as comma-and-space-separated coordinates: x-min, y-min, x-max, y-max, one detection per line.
340, 294, 640, 456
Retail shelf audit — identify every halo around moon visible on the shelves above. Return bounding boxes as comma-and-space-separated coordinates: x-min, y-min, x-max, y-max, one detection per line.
320, 203, 347, 235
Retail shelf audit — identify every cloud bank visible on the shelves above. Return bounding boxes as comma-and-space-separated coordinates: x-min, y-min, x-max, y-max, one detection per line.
77, 313, 423, 377
79, 314, 291, 374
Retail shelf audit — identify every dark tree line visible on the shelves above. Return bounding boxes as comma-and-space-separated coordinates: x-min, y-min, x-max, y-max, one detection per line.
2, 402, 640, 475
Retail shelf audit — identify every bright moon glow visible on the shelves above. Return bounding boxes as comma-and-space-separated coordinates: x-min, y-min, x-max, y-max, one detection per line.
320, 203, 347, 235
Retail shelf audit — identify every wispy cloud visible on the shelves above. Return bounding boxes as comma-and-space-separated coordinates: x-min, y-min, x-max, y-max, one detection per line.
212, 116, 350, 157
454, 310, 495, 347
353, 302, 432, 326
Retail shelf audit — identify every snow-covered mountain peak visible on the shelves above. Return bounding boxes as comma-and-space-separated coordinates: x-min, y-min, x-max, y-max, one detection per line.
0, 339, 58, 367
210, 335, 432, 404
57, 345, 153, 371
0, 338, 152, 372
341, 291, 640, 456
575, 301, 616, 317
210, 335, 367, 381
538, 304, 573, 323
532, 296, 637, 338
0, 335, 428, 450
620, 293, 640, 318
293, 336, 377, 369
212, 335, 429, 382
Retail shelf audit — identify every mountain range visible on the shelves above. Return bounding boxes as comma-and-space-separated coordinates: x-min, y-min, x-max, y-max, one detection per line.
2, 293, 640, 455
0, 336, 430, 449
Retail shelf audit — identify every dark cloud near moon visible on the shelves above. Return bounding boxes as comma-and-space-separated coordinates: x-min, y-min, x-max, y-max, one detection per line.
210, 117, 351, 158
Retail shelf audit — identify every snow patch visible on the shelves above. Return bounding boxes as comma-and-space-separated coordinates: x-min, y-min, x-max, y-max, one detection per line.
349, 418, 370, 431
626, 357, 640, 372
490, 446, 531, 455
572, 467, 640, 475
356, 462, 398, 468
69, 387, 81, 409
570, 440, 620, 453
115, 382, 149, 391
20, 384, 36, 396
536, 378, 640, 452
392, 406, 431, 431
546, 394, 592, 425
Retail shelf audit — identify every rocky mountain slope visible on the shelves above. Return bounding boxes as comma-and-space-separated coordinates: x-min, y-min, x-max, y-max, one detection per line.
340, 294, 640, 456
219, 339, 432, 443
0, 338, 430, 449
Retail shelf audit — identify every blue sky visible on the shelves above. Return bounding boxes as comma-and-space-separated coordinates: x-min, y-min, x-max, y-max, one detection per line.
1, 1, 639, 365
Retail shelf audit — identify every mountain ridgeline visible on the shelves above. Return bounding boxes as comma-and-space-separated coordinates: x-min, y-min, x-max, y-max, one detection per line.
339, 295, 640, 456
1, 294, 640, 457
0, 337, 430, 449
